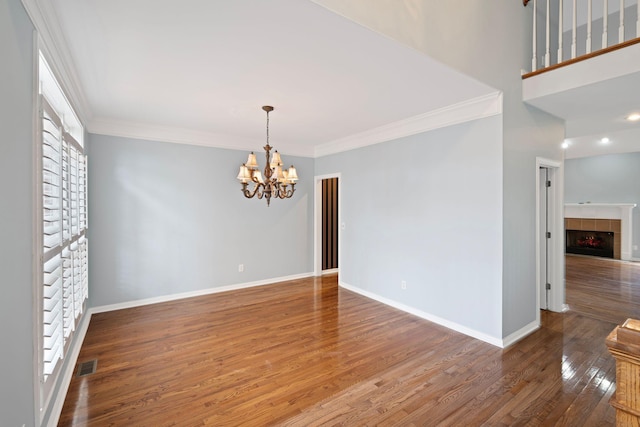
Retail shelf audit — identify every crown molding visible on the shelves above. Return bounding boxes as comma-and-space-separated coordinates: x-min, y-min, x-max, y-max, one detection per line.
20, 0, 92, 124
314, 91, 503, 158
88, 91, 502, 159
89, 118, 316, 158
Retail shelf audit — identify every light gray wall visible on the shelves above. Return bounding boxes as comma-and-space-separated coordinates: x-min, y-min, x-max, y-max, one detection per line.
310, 0, 566, 337
87, 134, 314, 307
565, 153, 640, 259
316, 116, 504, 339
427, 0, 564, 337
0, 0, 36, 426
412, 1, 565, 337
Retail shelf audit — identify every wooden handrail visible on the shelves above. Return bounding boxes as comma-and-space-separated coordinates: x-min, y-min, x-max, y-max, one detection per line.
522, 37, 640, 79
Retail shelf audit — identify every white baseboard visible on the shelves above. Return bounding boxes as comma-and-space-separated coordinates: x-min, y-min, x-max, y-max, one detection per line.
46, 309, 92, 427
321, 268, 339, 276
91, 272, 314, 314
338, 281, 504, 348
501, 320, 539, 348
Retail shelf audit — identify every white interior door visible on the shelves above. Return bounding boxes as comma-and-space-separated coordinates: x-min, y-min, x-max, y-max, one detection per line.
539, 167, 550, 310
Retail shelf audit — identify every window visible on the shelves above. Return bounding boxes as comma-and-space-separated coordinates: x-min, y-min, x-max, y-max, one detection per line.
38, 53, 88, 412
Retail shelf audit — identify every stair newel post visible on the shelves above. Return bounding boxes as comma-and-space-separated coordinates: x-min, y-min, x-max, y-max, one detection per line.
606, 319, 640, 425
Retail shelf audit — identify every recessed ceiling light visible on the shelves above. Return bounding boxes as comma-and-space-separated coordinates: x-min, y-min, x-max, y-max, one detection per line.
627, 113, 640, 121
601, 137, 610, 144
561, 141, 569, 149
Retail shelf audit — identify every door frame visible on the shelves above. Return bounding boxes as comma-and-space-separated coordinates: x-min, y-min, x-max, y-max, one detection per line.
535, 157, 565, 322
314, 173, 342, 277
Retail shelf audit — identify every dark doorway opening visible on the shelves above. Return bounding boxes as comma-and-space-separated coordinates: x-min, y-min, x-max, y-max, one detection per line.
322, 178, 338, 271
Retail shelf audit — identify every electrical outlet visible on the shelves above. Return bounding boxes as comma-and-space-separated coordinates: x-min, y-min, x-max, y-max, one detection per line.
401, 280, 406, 290
238, 264, 244, 273
634, 245, 638, 251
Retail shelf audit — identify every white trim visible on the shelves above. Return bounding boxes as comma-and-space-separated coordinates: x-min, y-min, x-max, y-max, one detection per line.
31, 30, 43, 427
313, 174, 342, 278
314, 92, 503, 158
339, 281, 503, 348
321, 268, 339, 275
45, 311, 91, 427
89, 119, 316, 158
89, 91, 502, 159
501, 320, 539, 348
535, 157, 565, 315
91, 272, 314, 314
20, 0, 91, 124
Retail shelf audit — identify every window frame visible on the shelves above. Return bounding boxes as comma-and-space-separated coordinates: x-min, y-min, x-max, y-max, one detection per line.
35, 52, 89, 420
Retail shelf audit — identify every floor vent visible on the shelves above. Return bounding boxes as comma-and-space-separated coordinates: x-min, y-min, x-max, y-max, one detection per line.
77, 359, 97, 377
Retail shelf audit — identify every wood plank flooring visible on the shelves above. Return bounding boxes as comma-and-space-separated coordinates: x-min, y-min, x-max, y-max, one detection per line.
58, 255, 640, 426
565, 254, 640, 324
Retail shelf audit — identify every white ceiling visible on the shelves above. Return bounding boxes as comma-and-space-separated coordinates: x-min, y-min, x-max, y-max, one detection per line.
523, 42, 640, 160
43, 0, 496, 157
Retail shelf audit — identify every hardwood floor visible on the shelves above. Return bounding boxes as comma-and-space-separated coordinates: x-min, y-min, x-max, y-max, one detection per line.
566, 254, 640, 324
58, 255, 640, 426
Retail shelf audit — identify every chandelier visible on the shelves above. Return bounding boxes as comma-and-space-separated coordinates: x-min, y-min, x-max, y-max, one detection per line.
236, 106, 298, 206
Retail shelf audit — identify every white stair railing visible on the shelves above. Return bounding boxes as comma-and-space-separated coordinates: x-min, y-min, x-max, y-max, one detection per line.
527, 0, 640, 72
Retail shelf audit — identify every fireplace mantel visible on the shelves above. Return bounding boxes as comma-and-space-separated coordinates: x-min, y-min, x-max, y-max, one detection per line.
565, 203, 636, 260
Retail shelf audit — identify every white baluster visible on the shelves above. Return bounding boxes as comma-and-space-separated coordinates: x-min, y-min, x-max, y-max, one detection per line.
545, 0, 551, 66
603, 0, 609, 48
619, 0, 625, 43
558, 0, 564, 63
636, 0, 639, 37
572, 0, 577, 58
532, 0, 538, 71
586, 0, 592, 53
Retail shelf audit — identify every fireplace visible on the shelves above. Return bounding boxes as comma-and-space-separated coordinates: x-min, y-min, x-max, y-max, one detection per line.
564, 217, 622, 259
565, 203, 635, 261
566, 229, 614, 258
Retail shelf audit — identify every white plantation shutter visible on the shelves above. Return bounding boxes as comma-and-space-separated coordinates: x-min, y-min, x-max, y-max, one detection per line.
41, 100, 65, 377
40, 96, 88, 382
61, 247, 74, 339
42, 101, 63, 253
78, 154, 87, 230
43, 254, 63, 376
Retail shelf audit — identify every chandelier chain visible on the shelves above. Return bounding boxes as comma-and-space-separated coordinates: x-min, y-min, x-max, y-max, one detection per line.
266, 109, 270, 147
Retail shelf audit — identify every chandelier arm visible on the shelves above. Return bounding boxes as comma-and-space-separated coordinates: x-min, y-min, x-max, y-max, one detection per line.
242, 182, 264, 199
287, 184, 296, 198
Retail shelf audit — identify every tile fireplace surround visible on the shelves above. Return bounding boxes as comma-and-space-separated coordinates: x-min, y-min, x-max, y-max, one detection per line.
564, 203, 636, 261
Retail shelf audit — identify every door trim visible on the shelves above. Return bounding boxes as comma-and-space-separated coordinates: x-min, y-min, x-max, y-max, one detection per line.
535, 157, 565, 322
314, 173, 342, 277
